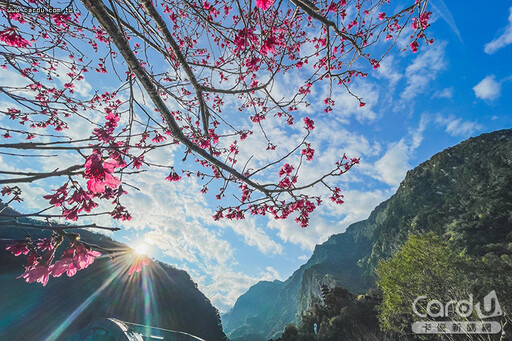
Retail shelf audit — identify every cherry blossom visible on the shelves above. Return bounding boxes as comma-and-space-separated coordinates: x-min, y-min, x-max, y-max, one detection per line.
302, 144, 315, 161
51, 243, 102, 278
0, 27, 31, 48
128, 255, 150, 275
256, 0, 274, 10
17, 251, 54, 286
83, 153, 121, 193
304, 117, 315, 131
6, 242, 30, 256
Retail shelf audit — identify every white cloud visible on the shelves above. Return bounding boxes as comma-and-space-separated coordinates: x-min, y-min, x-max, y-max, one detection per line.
373, 140, 411, 186
434, 114, 482, 137
401, 43, 446, 101
473, 75, 501, 100
219, 220, 283, 256
267, 188, 391, 250
194, 264, 283, 312
371, 119, 426, 186
432, 87, 453, 99
484, 7, 512, 54
375, 56, 402, 88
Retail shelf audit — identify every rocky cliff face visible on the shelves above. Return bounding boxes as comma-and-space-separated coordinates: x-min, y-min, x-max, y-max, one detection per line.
222, 129, 512, 340
0, 219, 227, 341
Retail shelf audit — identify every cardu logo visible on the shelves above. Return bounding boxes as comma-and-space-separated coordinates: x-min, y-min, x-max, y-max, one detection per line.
411, 291, 503, 334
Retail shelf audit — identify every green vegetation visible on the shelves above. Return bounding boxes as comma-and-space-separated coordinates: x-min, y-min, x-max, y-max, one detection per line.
377, 233, 511, 338
269, 286, 384, 341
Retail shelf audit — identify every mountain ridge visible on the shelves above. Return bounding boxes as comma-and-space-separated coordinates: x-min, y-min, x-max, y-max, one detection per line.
0, 212, 227, 340
222, 128, 512, 340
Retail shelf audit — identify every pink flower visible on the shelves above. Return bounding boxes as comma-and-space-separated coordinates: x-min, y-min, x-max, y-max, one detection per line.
410, 41, 419, 53
52, 13, 71, 28
303, 117, 315, 131
329, 186, 344, 205
301, 144, 315, 161
279, 164, 294, 177
6, 242, 30, 256
17, 251, 54, 286
250, 113, 265, 123
245, 57, 261, 72
51, 257, 75, 277
128, 256, 150, 275
8, 13, 26, 24
18, 264, 51, 286
256, 0, 274, 10
133, 156, 144, 169
51, 243, 101, 278
36, 238, 55, 252
411, 18, 418, 30
84, 154, 121, 193
261, 35, 278, 55
165, 170, 181, 182
111, 204, 132, 221
0, 27, 31, 48
278, 176, 296, 189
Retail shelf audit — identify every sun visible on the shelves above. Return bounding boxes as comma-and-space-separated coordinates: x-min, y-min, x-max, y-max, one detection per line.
133, 242, 149, 255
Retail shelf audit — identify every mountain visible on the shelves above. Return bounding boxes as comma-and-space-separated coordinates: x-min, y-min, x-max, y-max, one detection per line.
0, 211, 227, 341
222, 128, 512, 340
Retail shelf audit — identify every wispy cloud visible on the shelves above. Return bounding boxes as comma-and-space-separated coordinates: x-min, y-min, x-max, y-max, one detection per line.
371, 119, 427, 186
484, 7, 512, 54
401, 43, 446, 101
473, 75, 501, 100
434, 114, 482, 137
432, 87, 453, 99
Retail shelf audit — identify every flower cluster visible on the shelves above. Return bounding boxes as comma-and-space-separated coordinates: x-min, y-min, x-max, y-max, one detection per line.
304, 117, 315, 131
165, 169, 182, 182
83, 153, 121, 194
301, 144, 315, 161
43, 183, 99, 221
6, 236, 103, 286
0, 0, 432, 234
0, 27, 31, 48
51, 243, 101, 278
256, 0, 274, 11
329, 187, 345, 205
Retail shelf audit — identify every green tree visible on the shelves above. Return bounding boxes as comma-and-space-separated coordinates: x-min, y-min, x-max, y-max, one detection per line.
376, 233, 473, 333
376, 232, 511, 337
282, 324, 300, 341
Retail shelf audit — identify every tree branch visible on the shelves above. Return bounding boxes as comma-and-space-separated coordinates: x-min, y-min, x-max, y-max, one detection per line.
80, 0, 269, 195
0, 165, 84, 184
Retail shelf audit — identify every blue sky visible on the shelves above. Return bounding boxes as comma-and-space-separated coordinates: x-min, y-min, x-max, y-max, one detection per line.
1, 0, 511, 313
